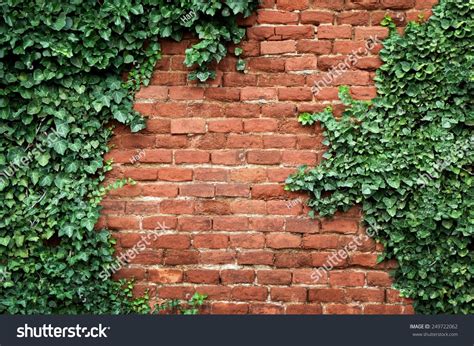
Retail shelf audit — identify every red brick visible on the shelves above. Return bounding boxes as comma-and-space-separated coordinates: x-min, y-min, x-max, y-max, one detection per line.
261, 40, 296, 54
247, 27, 276, 41
238, 251, 274, 265
296, 40, 332, 54
262, 103, 296, 117
275, 26, 314, 40
230, 234, 266, 249
232, 287, 268, 301
211, 150, 245, 165
278, 88, 313, 101
223, 73, 257, 87
250, 303, 285, 314
321, 218, 358, 233
157, 286, 195, 300
248, 58, 285, 72
160, 200, 195, 214
212, 303, 249, 314
258, 74, 305, 87
367, 271, 393, 287
168, 87, 204, 100
247, 150, 281, 165
286, 304, 323, 314
337, 11, 370, 25
349, 253, 379, 267
178, 216, 212, 231
230, 200, 266, 215
250, 217, 285, 232
364, 304, 404, 314
386, 288, 413, 304
197, 286, 231, 301
318, 25, 352, 39
346, 288, 385, 302
312, 0, 344, 10
120, 135, 155, 149
148, 269, 183, 284
185, 270, 220, 284
205, 88, 240, 101
263, 135, 297, 149
241, 87, 277, 101
158, 168, 193, 182
354, 27, 389, 41
293, 269, 328, 284
208, 119, 243, 133
179, 184, 215, 198
224, 103, 261, 118
195, 200, 231, 215
227, 134, 263, 148
164, 250, 199, 265
271, 287, 307, 302
286, 56, 318, 71
193, 234, 229, 249
415, 0, 437, 10
230, 168, 267, 183
286, 219, 319, 233
152, 235, 190, 249
175, 150, 210, 164
274, 253, 312, 267
257, 10, 299, 24
200, 250, 236, 264
281, 150, 318, 165
244, 119, 279, 132
325, 304, 362, 314
213, 216, 249, 231
170, 118, 206, 134
308, 288, 345, 302
113, 268, 146, 281
150, 72, 186, 85
107, 216, 140, 230
216, 184, 250, 197
381, 0, 415, 10
194, 168, 228, 182
135, 86, 168, 99
276, 0, 309, 11
221, 270, 255, 284
329, 271, 365, 287
141, 216, 177, 230
257, 270, 292, 285
300, 11, 334, 24
303, 235, 340, 249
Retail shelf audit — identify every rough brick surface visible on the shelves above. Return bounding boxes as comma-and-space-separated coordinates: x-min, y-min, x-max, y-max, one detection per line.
103, 0, 436, 314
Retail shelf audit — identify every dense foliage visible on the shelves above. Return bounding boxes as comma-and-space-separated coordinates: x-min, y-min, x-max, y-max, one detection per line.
287, 0, 473, 314
0, 0, 257, 314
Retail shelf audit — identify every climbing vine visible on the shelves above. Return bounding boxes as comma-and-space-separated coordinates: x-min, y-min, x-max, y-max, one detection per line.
0, 0, 257, 314
287, 0, 473, 314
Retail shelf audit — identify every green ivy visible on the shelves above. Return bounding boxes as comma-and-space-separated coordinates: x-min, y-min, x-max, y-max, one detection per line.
0, 0, 257, 314
287, 0, 473, 314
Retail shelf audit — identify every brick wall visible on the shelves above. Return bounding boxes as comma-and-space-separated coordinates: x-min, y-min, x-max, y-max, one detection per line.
100, 0, 436, 314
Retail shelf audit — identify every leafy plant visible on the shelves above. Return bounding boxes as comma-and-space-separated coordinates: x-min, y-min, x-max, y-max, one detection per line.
287, 0, 473, 314
151, 293, 207, 315
0, 0, 257, 314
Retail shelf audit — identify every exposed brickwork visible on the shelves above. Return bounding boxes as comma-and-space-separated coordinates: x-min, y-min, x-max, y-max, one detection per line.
101, 0, 436, 314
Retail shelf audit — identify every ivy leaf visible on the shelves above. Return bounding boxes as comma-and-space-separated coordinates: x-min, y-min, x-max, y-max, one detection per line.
53, 140, 68, 155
